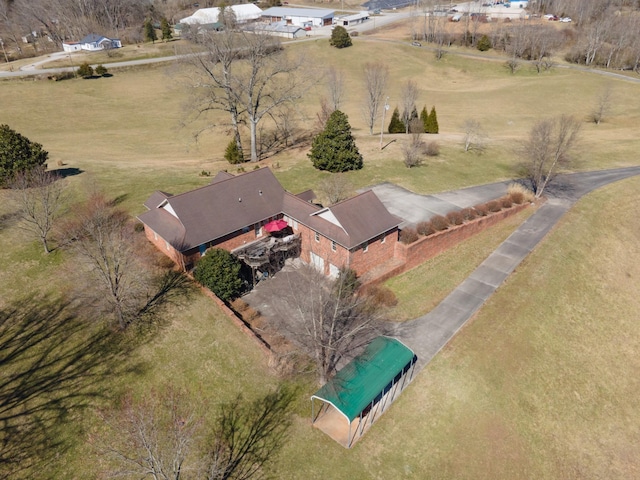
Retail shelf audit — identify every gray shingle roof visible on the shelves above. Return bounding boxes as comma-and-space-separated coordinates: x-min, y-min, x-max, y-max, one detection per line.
138, 168, 399, 252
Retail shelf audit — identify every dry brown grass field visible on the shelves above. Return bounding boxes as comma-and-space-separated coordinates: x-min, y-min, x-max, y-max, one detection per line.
1, 32, 639, 479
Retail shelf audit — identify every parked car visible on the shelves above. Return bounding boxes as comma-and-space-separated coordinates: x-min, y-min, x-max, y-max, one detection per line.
411, 41, 422, 47
560, 17, 572, 22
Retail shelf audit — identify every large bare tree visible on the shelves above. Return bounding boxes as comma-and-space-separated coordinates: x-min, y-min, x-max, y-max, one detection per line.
325, 66, 345, 112
185, 30, 310, 163
260, 265, 386, 383
63, 194, 152, 330
95, 386, 294, 480
362, 62, 389, 136
519, 115, 581, 198
9, 167, 65, 254
96, 387, 202, 480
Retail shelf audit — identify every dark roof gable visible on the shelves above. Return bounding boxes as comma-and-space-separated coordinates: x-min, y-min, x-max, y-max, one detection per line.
138, 168, 400, 253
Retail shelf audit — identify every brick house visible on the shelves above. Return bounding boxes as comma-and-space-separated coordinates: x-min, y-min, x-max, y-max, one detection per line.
137, 168, 401, 277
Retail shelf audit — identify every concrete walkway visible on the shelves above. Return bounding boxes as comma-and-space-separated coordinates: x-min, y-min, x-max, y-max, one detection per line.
391, 166, 640, 370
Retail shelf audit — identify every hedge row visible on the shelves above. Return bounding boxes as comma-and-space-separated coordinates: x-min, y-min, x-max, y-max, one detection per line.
399, 190, 531, 245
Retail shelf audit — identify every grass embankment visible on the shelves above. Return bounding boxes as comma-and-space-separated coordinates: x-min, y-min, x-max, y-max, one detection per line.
386, 205, 536, 321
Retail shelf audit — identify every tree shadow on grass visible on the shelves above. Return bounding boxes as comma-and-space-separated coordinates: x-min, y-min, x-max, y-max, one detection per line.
0, 295, 140, 478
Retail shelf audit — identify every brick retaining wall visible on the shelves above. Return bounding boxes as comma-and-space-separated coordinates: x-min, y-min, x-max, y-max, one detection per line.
362, 203, 531, 286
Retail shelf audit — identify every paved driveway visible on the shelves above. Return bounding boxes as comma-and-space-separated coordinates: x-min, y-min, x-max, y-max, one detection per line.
362, 181, 511, 227
392, 166, 640, 371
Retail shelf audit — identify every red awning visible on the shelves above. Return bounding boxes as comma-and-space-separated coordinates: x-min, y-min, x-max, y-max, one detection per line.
264, 219, 288, 232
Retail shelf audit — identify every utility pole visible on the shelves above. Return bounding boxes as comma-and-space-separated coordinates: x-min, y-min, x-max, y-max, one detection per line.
379, 96, 389, 149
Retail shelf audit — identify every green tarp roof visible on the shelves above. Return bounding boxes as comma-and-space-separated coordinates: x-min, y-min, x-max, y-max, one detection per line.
311, 336, 415, 422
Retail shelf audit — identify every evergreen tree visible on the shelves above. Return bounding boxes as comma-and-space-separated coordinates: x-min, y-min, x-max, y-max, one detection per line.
388, 107, 405, 134
477, 34, 491, 52
420, 105, 429, 133
308, 110, 362, 172
95, 64, 108, 76
144, 19, 157, 43
77, 62, 94, 78
410, 106, 419, 127
194, 248, 244, 302
224, 139, 243, 164
161, 18, 172, 41
426, 106, 439, 134
330, 26, 352, 49
0, 124, 49, 186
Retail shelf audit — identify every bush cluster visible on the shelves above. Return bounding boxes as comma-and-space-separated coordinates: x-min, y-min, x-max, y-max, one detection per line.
416, 221, 435, 236
430, 215, 449, 231
446, 211, 464, 226
363, 284, 398, 307
399, 227, 419, 244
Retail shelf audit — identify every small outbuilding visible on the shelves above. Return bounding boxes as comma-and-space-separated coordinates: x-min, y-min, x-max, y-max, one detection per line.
311, 336, 417, 447
337, 11, 370, 26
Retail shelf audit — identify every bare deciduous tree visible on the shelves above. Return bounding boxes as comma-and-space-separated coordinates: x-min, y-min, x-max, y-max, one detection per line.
591, 85, 613, 125
204, 387, 295, 480
95, 387, 202, 480
325, 66, 344, 111
9, 167, 65, 254
317, 173, 352, 205
63, 194, 151, 330
461, 118, 487, 153
518, 115, 581, 198
261, 265, 386, 383
400, 80, 419, 135
183, 30, 250, 162
185, 31, 311, 163
95, 386, 294, 480
362, 62, 389, 136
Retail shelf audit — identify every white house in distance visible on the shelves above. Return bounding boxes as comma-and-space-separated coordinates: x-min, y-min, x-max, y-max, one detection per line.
180, 4, 263, 25
260, 7, 335, 28
62, 33, 122, 52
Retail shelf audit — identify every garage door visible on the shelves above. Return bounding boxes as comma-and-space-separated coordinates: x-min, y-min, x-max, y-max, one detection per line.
310, 252, 324, 273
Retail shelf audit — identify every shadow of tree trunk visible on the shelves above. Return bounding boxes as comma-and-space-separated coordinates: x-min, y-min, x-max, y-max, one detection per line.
0, 295, 137, 478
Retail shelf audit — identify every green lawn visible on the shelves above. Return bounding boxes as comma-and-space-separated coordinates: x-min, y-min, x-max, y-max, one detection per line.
1, 38, 639, 479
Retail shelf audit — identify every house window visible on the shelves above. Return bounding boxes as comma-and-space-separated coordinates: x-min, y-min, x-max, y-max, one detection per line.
331, 240, 337, 252
315, 232, 320, 242
362, 241, 368, 252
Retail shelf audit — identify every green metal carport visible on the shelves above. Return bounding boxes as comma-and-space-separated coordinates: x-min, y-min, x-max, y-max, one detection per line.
311, 336, 417, 447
